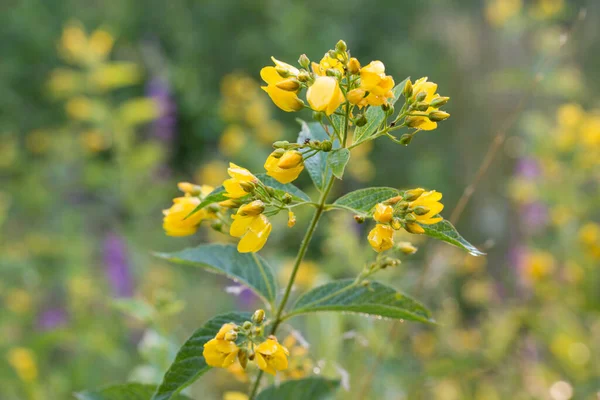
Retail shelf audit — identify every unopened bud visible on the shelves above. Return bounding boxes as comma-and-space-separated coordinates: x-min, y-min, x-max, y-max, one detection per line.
252, 309, 265, 324
298, 54, 310, 69
347, 89, 366, 105
225, 331, 238, 341
272, 140, 290, 149
298, 70, 311, 82
265, 186, 275, 196
271, 148, 286, 158
415, 91, 427, 102
287, 211, 296, 227
326, 68, 341, 78
211, 221, 223, 232
177, 182, 201, 195
383, 104, 394, 115
428, 110, 450, 122
413, 102, 429, 112
405, 116, 424, 128
242, 321, 252, 331
275, 66, 290, 78
219, 199, 241, 208
207, 204, 221, 213
277, 150, 303, 169
354, 215, 365, 223
276, 78, 300, 91
412, 206, 430, 216
403, 79, 413, 98
399, 133, 413, 146
238, 350, 248, 369
396, 241, 418, 255
404, 222, 425, 234
252, 325, 264, 336
320, 140, 333, 151
430, 96, 449, 108
282, 193, 293, 204
239, 200, 265, 216
328, 50, 337, 59
383, 196, 403, 205
355, 114, 367, 127
405, 213, 417, 222
313, 111, 324, 122
397, 201, 409, 210
404, 188, 425, 201
335, 40, 347, 53
239, 181, 256, 193
348, 57, 361, 74
391, 218, 402, 230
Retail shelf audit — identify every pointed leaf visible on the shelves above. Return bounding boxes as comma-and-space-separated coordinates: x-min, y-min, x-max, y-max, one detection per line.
151, 312, 251, 400
76, 383, 191, 400
297, 120, 332, 191
353, 79, 407, 144
332, 187, 401, 216
327, 149, 350, 180
257, 377, 340, 400
287, 279, 434, 324
154, 244, 277, 305
184, 187, 229, 219
421, 220, 485, 256
255, 173, 310, 202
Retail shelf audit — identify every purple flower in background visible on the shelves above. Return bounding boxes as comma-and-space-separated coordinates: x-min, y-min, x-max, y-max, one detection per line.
147, 77, 177, 142
103, 233, 134, 298
522, 202, 548, 232
38, 307, 68, 331
515, 158, 540, 179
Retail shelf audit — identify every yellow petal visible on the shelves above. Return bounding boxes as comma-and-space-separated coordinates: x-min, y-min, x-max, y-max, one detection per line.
263, 85, 304, 112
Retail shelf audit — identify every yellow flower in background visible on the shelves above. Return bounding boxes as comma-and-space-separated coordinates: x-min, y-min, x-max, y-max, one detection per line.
260, 65, 304, 112
47, 68, 81, 97
281, 334, 313, 379
311, 53, 345, 76
219, 125, 247, 156
80, 130, 109, 153
264, 150, 304, 184
557, 103, 583, 127
373, 203, 393, 223
254, 338, 289, 375
230, 201, 272, 253
358, 61, 395, 107
523, 250, 555, 282
119, 98, 160, 127
5, 288, 33, 314
406, 77, 444, 130
223, 392, 248, 400
65, 96, 95, 121
409, 190, 444, 225
223, 163, 257, 198
306, 76, 344, 115
7, 348, 38, 382
195, 160, 229, 187
368, 224, 394, 252
59, 22, 115, 65
89, 62, 142, 91
485, 0, 522, 27
579, 222, 600, 259
162, 184, 215, 237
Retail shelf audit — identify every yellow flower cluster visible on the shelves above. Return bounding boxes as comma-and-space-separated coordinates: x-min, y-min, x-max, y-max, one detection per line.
368, 189, 444, 252
162, 183, 216, 237
7, 347, 38, 383
404, 78, 450, 131
203, 311, 289, 376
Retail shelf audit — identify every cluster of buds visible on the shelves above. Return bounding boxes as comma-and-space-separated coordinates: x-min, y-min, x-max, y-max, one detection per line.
202, 309, 290, 376
401, 78, 450, 133
367, 188, 444, 252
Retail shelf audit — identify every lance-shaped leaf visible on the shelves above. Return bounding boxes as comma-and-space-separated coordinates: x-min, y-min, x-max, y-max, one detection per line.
353, 79, 407, 144
76, 383, 192, 400
297, 120, 333, 191
327, 149, 350, 180
287, 279, 434, 324
151, 312, 251, 400
184, 187, 229, 219
331, 187, 401, 216
421, 220, 485, 256
257, 377, 340, 400
154, 244, 277, 306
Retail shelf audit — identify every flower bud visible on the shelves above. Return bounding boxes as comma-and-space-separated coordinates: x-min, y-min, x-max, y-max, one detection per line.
211, 221, 223, 232
382, 104, 394, 115
270, 148, 286, 158
399, 133, 413, 146
276, 78, 300, 91
326, 68, 341, 78
320, 140, 333, 151
355, 114, 367, 127
391, 218, 402, 230
239, 181, 256, 193
277, 150, 303, 169
430, 96, 449, 108
252, 325, 264, 336
225, 331, 238, 341
282, 193, 293, 204
384, 196, 403, 205
335, 40, 347, 53
396, 241, 418, 255
405, 213, 417, 222
239, 200, 265, 216
413, 102, 429, 112
403, 79, 413, 98
428, 110, 450, 122
328, 50, 337, 59
374, 203, 394, 223
298, 54, 310, 69
287, 211, 296, 227
313, 111, 324, 122
405, 116, 423, 128
207, 204, 221, 213
298, 70, 311, 82
397, 201, 409, 210
348, 57, 361, 74
242, 321, 252, 331
252, 309, 265, 324
272, 140, 290, 149
354, 215, 365, 223
275, 66, 290, 78
415, 91, 427, 102
219, 199, 242, 208
177, 182, 202, 195
404, 188, 425, 201
347, 89, 366, 105
412, 205, 430, 216
238, 349, 249, 369
404, 222, 425, 234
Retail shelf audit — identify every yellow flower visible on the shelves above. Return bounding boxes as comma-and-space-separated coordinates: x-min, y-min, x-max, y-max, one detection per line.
306, 76, 344, 116
162, 184, 215, 237
264, 150, 304, 184
260, 64, 304, 112
311, 53, 345, 76
223, 163, 257, 198
7, 348, 38, 382
524, 251, 555, 282
359, 61, 395, 107
254, 338, 289, 375
406, 77, 444, 131
409, 190, 444, 225
230, 206, 272, 253
368, 224, 394, 252
373, 203, 393, 223
288, 211, 296, 228
203, 339, 239, 368
224, 392, 249, 400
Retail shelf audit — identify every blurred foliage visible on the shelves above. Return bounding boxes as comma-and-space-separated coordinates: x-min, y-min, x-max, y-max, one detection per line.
1, 0, 599, 399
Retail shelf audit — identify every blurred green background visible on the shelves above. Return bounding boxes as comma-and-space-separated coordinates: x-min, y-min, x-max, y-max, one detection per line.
1, 0, 599, 399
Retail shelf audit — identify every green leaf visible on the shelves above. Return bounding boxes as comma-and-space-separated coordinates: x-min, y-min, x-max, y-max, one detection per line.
185, 187, 228, 219
76, 383, 191, 400
257, 377, 340, 400
288, 279, 434, 324
421, 220, 485, 256
255, 173, 311, 202
329, 113, 345, 138
353, 79, 407, 144
332, 187, 401, 216
327, 149, 350, 180
151, 312, 251, 400
297, 120, 332, 191
154, 244, 277, 306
